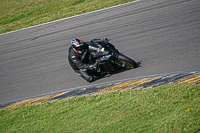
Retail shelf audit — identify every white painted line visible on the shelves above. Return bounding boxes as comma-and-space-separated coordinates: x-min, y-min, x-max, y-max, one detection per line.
1, 69, 199, 107
1, 0, 142, 36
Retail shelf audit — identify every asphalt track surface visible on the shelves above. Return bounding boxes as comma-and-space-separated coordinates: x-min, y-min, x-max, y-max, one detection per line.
1, 0, 200, 103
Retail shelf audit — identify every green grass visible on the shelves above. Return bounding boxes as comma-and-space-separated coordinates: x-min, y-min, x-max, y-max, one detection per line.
0, 0, 135, 34
1, 84, 200, 132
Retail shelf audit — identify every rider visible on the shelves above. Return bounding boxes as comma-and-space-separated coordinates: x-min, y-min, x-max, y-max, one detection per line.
68, 38, 98, 82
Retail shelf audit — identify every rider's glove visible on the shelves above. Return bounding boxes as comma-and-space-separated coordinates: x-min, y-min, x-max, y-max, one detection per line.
89, 62, 98, 71
89, 63, 97, 71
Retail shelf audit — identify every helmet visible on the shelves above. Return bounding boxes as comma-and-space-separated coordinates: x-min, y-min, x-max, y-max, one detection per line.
71, 38, 84, 54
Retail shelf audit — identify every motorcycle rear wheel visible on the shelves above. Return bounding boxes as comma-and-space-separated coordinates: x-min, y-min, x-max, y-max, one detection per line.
116, 54, 137, 68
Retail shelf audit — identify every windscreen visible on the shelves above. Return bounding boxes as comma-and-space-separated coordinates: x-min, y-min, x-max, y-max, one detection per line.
89, 43, 109, 57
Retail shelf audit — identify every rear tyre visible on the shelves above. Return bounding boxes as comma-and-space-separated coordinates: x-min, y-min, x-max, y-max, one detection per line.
116, 54, 137, 68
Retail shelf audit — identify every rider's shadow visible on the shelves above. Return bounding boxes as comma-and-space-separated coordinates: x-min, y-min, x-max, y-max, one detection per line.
93, 61, 141, 82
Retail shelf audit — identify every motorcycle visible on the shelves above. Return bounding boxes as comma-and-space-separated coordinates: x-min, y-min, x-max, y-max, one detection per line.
88, 38, 137, 75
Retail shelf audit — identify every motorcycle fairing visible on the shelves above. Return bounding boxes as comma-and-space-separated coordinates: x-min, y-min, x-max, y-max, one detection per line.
89, 42, 109, 57
89, 42, 117, 57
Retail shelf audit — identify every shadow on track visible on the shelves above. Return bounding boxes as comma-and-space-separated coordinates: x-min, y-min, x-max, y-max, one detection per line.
92, 61, 142, 82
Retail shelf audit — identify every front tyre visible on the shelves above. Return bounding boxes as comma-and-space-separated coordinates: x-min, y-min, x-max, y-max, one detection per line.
116, 54, 137, 68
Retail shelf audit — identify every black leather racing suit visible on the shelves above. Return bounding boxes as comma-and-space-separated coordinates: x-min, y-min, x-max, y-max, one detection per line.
68, 43, 95, 82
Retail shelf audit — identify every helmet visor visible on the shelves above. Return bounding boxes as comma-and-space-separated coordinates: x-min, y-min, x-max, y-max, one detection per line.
75, 46, 84, 53
76, 46, 83, 51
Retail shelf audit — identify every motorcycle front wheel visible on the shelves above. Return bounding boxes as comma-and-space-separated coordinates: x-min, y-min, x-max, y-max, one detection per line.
116, 54, 137, 68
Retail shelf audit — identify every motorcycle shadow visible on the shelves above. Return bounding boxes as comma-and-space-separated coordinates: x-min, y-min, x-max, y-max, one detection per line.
93, 61, 141, 82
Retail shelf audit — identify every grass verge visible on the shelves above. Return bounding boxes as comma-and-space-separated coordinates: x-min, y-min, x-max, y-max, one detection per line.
0, 0, 135, 34
0, 84, 200, 132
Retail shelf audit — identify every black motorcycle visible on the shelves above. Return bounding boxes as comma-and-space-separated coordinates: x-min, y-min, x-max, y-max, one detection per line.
88, 38, 137, 75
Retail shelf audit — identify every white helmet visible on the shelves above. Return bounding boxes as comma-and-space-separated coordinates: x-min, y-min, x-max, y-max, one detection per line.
71, 38, 84, 54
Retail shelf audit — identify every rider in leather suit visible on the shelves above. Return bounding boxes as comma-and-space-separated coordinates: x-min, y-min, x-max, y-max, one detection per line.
68, 38, 98, 82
